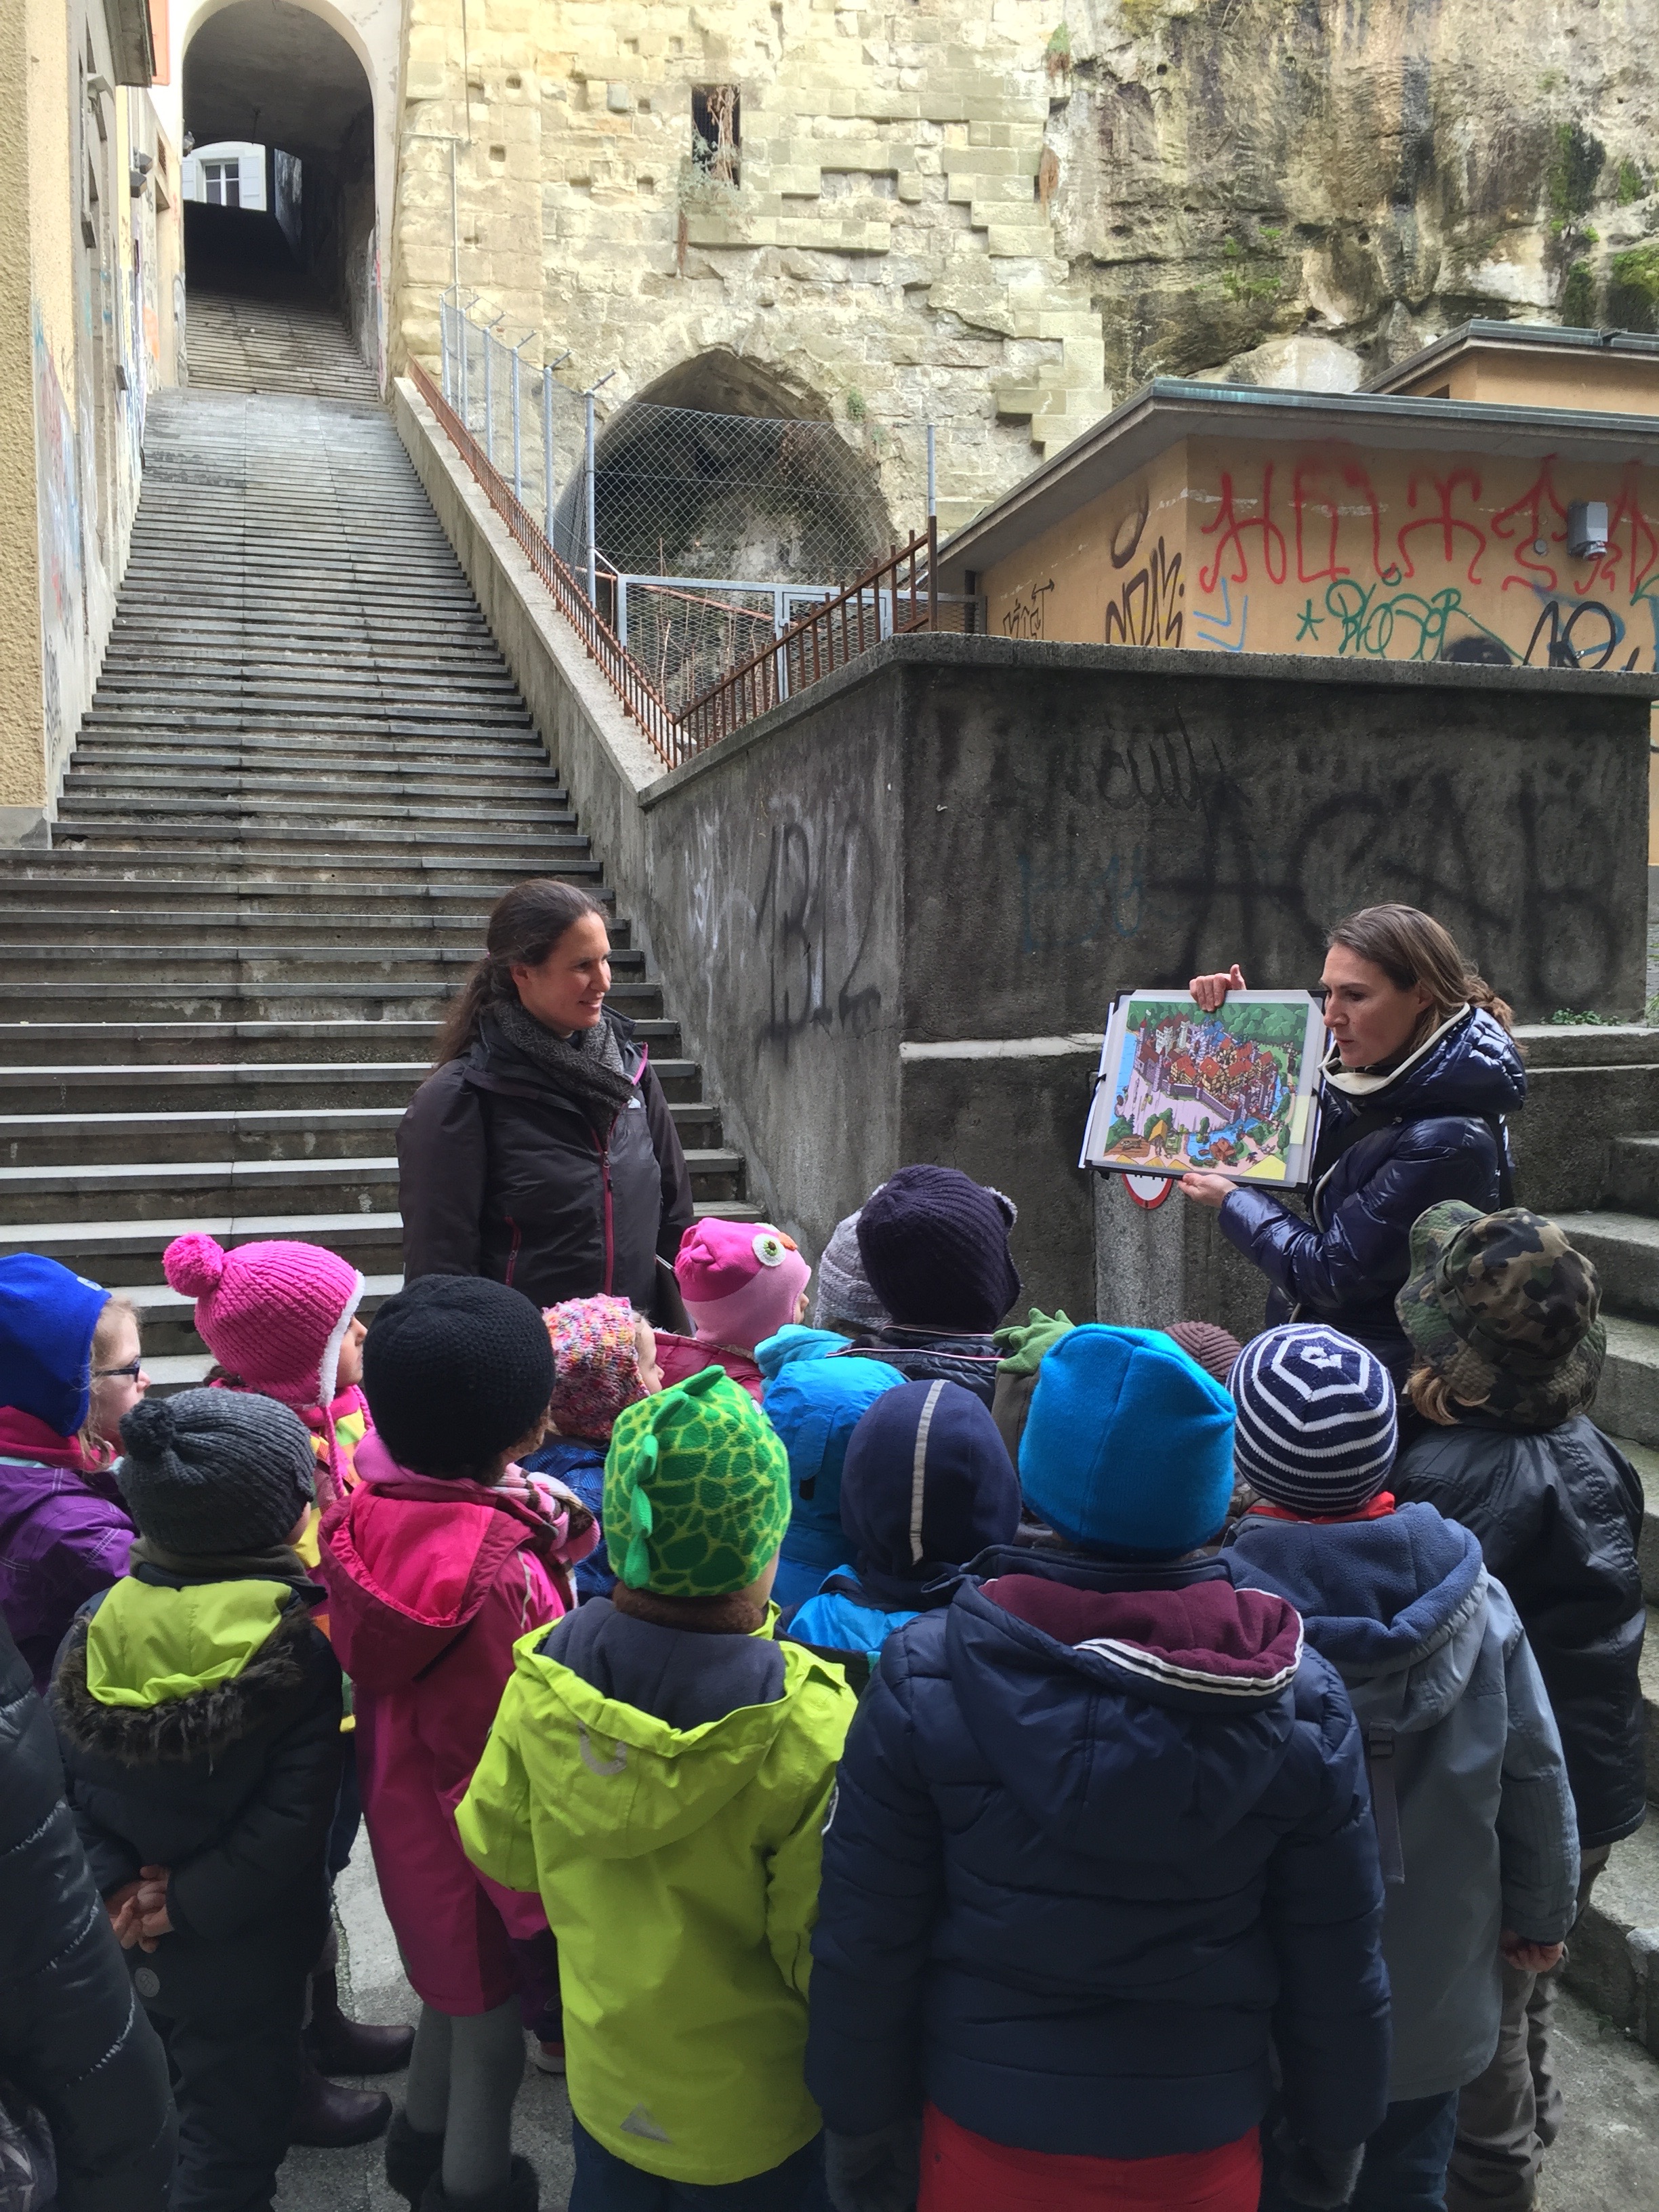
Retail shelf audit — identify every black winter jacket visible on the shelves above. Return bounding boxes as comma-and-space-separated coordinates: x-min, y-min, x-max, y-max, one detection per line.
53, 1564, 344, 1981
398, 1006, 695, 1317
1219, 1007, 1525, 1377
0, 1616, 174, 2212
1393, 1412, 1647, 1848
848, 1326, 1004, 1410
806, 1545, 1390, 2162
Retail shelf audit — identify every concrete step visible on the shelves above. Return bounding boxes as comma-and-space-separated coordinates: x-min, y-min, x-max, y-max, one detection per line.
0, 1019, 684, 1067
1593, 1318, 1659, 1450
1563, 1819, 1659, 2055
1556, 1214, 1659, 1325
0, 1095, 726, 1165
1604, 1136, 1659, 1221
0, 980, 665, 1025
49, 821, 590, 858
0, 945, 644, 986
0, 1056, 702, 1111
0, 1144, 745, 1225
0, 911, 502, 947
0, 851, 604, 887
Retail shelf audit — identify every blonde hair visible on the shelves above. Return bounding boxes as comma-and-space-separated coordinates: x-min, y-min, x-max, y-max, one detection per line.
1404, 1359, 1483, 1427
1328, 905, 1515, 1052
78, 1293, 138, 1465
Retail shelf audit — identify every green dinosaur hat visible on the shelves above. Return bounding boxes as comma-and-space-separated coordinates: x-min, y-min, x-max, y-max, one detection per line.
1395, 1202, 1605, 1430
603, 1366, 790, 1596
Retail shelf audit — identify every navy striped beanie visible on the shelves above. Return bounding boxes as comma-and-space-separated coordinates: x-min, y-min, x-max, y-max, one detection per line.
1229, 1325, 1397, 1514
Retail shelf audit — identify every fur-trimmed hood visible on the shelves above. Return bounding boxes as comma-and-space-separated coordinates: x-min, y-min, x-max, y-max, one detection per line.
54, 1571, 323, 1765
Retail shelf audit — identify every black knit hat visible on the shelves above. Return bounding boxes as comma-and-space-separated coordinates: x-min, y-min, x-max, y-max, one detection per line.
118, 1389, 317, 1555
363, 1276, 554, 1475
857, 1166, 1021, 1334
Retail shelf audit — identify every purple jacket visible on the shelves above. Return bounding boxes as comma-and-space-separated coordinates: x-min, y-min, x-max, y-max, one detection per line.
0, 1416, 135, 1692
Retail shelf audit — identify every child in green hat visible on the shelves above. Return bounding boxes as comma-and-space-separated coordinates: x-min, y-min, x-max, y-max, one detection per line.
458, 1366, 857, 2209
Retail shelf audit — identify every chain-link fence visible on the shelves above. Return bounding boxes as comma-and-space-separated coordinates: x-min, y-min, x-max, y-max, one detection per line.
439, 291, 590, 573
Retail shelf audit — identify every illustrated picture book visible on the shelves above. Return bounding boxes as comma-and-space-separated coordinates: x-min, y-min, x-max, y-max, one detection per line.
1080, 989, 1326, 1186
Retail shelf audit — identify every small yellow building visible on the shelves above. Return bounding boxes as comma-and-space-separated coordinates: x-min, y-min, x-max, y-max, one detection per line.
935, 322, 1659, 857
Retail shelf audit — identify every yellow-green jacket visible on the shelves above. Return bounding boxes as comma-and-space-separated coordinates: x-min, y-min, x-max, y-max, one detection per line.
457, 1597, 856, 2186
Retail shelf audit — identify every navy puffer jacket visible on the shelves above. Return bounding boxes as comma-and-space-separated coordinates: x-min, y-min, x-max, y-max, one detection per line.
1219, 1006, 1525, 1376
805, 1547, 1390, 2162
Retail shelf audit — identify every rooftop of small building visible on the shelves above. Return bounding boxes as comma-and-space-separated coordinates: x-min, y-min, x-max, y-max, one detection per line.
1368, 317, 1659, 393
935, 366, 1659, 590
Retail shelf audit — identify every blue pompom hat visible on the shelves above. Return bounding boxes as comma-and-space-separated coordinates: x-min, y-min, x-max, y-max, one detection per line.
1019, 1325, 1235, 1557
1229, 1324, 1397, 1516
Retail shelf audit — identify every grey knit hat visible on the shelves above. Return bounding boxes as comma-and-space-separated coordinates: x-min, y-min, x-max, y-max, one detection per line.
813, 1205, 890, 1334
117, 1389, 317, 1555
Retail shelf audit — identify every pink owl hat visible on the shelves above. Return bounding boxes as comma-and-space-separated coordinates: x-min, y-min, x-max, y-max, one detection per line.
674, 1220, 812, 1355
163, 1233, 365, 1414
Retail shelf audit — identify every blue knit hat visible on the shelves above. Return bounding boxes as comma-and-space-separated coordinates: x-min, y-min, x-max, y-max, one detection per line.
0, 1254, 112, 1439
1229, 1325, 1398, 1515
840, 1378, 1021, 1596
856, 1166, 1021, 1334
1019, 1326, 1235, 1557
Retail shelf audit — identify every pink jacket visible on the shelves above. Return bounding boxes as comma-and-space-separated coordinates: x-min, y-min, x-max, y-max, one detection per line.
653, 1332, 765, 1403
317, 1434, 599, 2013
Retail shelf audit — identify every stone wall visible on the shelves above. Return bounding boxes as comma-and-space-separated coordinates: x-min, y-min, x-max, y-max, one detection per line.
389, 0, 1659, 540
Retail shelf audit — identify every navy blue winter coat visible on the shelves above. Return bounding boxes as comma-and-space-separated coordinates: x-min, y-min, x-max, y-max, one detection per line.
1220, 1008, 1525, 1376
805, 1546, 1391, 2162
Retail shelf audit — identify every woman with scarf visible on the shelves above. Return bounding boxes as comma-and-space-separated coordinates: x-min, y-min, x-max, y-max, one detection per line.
398, 878, 695, 1322
1179, 903, 1526, 1381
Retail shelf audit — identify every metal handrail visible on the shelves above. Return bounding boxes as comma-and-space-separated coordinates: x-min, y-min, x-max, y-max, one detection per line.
408, 359, 681, 765
409, 358, 941, 770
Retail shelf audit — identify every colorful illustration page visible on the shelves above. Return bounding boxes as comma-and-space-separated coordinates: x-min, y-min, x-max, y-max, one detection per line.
1083, 990, 1324, 1183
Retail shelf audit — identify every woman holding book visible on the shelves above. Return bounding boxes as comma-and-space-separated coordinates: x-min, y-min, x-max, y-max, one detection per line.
1179, 903, 1525, 1380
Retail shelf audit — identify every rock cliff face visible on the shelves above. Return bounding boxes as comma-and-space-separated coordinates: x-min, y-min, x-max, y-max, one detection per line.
390, 0, 1659, 542
1048, 0, 1656, 390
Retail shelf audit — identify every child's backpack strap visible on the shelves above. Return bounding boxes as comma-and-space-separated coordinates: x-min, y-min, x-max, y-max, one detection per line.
1365, 1720, 1406, 1885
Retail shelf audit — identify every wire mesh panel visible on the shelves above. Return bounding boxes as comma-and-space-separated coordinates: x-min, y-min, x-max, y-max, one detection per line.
562, 401, 891, 588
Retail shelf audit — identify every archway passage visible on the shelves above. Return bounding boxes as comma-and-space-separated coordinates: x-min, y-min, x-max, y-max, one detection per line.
183, 0, 378, 397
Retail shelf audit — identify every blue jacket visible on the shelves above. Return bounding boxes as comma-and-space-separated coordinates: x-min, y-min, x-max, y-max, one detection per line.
522, 1437, 614, 1601
805, 1546, 1390, 2161
755, 1329, 906, 1614
1230, 1505, 1579, 2100
787, 1574, 921, 1658
1219, 1008, 1525, 1376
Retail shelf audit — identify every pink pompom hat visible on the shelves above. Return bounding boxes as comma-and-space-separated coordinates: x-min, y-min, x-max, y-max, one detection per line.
674, 1220, 812, 1353
163, 1233, 365, 1413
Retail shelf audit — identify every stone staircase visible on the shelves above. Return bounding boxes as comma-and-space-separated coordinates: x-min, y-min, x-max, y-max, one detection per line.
1547, 1142, 1659, 2047
0, 381, 750, 1386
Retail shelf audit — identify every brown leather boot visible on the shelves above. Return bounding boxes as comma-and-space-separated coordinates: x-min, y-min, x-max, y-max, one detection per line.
290, 2047, 392, 2148
303, 1966, 416, 2074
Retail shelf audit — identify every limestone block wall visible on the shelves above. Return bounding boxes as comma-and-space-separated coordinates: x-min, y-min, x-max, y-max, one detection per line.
390, 0, 1110, 533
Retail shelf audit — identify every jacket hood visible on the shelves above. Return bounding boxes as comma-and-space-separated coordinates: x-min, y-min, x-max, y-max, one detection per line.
945, 1561, 1305, 1859
316, 1435, 558, 1692
754, 1324, 855, 1379
53, 1573, 319, 1763
842, 1378, 1021, 1597
0, 1255, 110, 1439
1229, 1503, 1487, 1730
496, 1603, 847, 1860
761, 1347, 906, 1560
1325, 1006, 1525, 1124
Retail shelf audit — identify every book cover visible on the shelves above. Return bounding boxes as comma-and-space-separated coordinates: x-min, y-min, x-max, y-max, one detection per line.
1080, 989, 1326, 1185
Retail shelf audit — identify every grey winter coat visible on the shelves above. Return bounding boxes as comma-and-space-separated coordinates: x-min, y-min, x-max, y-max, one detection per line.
1231, 1503, 1579, 2100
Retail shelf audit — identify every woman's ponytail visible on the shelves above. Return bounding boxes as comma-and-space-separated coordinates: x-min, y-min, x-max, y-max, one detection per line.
434, 879, 609, 1064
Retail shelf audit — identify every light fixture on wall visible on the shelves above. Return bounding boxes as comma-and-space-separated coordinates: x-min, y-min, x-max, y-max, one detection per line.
1566, 501, 1610, 560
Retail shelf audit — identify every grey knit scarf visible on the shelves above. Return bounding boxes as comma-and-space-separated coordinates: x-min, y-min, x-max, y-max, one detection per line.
491, 1000, 636, 1124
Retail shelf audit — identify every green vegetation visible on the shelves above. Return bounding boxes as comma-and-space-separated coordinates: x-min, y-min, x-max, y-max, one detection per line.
1538, 68, 1563, 93
1609, 242, 1659, 333
1218, 236, 1284, 307
844, 388, 867, 423
1616, 158, 1645, 205
1045, 20, 1071, 73
1561, 260, 1597, 325
1546, 121, 1605, 228
1549, 1007, 1616, 1025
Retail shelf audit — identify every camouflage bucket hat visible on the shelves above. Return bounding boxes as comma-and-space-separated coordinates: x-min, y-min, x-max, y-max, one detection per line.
1395, 1202, 1605, 1429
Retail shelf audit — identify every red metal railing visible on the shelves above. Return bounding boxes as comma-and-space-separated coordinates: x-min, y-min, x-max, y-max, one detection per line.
408, 359, 680, 763
408, 359, 941, 771
674, 519, 938, 754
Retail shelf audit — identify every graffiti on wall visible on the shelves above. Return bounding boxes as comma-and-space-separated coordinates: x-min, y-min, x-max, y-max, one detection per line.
1180, 447, 1659, 670
752, 804, 884, 1056
1103, 486, 1185, 651
33, 309, 85, 752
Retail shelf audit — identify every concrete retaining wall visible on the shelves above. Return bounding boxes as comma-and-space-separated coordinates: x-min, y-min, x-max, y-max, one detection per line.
394, 377, 1656, 1326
